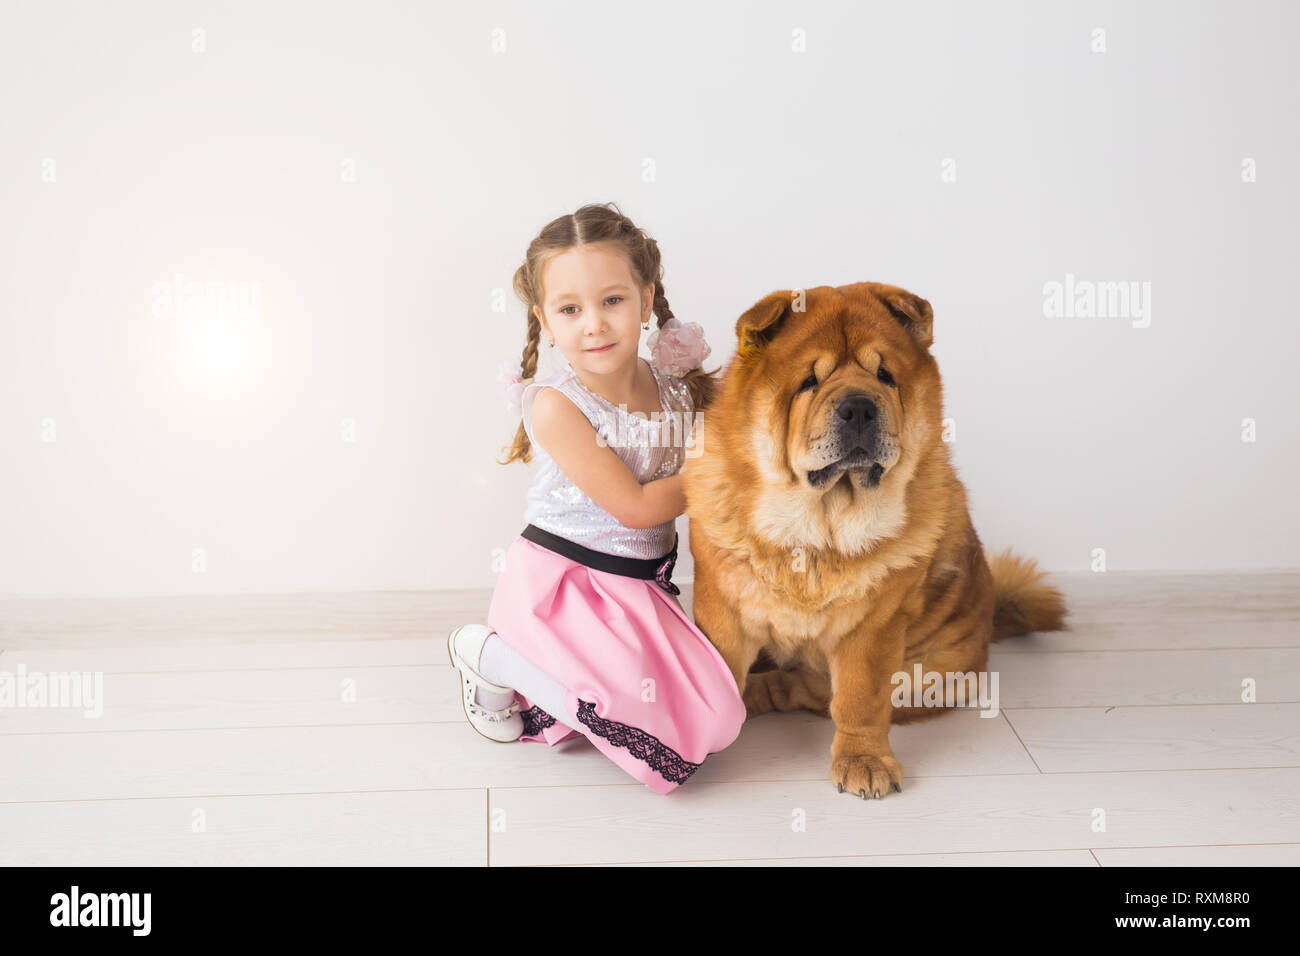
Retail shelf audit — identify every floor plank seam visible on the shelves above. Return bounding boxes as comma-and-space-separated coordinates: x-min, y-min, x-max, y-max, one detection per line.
999, 712, 1044, 773
507, 842, 1300, 867
992, 645, 1300, 654
7, 699, 1298, 739
6, 765, 1300, 806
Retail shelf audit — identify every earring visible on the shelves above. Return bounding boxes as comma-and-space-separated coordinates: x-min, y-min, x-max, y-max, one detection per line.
548, 340, 555, 348
641, 319, 649, 330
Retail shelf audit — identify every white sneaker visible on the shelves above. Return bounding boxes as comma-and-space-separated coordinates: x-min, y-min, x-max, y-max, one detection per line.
447, 624, 523, 742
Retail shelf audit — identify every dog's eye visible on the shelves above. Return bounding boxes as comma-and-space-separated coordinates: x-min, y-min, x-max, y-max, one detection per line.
877, 365, 896, 387
798, 373, 818, 393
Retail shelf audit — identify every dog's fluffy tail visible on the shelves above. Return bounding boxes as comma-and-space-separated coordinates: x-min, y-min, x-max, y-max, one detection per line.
987, 547, 1067, 641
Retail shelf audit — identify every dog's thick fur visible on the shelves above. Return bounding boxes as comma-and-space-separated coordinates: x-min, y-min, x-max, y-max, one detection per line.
684, 282, 1067, 799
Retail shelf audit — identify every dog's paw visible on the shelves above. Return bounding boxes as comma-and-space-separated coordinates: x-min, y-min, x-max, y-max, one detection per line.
741, 675, 773, 718
830, 751, 904, 799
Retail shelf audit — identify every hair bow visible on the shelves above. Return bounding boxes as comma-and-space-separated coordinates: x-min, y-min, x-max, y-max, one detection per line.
498, 360, 526, 416
647, 317, 711, 378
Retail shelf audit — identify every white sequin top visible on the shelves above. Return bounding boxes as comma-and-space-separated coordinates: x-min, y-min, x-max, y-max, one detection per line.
521, 358, 695, 559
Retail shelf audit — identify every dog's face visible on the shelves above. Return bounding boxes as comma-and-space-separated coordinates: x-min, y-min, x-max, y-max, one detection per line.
719, 282, 945, 553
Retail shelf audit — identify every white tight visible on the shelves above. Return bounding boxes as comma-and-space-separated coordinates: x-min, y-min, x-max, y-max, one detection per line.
476, 631, 572, 728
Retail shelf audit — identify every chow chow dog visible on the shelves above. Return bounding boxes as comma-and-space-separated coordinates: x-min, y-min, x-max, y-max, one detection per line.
684, 282, 1067, 799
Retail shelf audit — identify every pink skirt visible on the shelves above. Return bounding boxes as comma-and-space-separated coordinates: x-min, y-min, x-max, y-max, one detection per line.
485, 529, 747, 794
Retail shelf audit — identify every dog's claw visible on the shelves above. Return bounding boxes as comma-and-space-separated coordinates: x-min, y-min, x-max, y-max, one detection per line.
893, 782, 902, 793
858, 788, 867, 799
837, 781, 845, 793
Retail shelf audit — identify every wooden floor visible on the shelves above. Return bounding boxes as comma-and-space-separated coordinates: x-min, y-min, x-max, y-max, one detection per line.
2, 572, 1298, 866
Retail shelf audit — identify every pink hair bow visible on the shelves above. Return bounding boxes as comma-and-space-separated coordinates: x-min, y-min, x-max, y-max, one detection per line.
498, 360, 526, 416
647, 317, 711, 378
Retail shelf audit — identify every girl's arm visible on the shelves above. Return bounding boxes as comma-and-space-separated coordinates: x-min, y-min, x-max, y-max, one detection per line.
638, 473, 686, 527
532, 388, 686, 529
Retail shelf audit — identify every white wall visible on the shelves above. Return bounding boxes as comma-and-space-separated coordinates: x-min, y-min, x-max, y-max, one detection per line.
2, 0, 1296, 597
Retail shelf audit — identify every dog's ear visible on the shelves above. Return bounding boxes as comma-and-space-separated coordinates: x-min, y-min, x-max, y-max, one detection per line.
837, 282, 935, 351
735, 290, 795, 360
874, 286, 934, 350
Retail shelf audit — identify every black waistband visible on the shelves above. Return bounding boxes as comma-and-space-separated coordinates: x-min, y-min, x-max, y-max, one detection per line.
520, 523, 681, 595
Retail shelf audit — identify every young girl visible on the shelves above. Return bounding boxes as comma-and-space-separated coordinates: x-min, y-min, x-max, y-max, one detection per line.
447, 202, 747, 795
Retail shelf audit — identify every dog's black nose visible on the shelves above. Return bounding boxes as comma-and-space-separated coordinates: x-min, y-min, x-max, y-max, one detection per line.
836, 394, 879, 448
836, 394, 877, 424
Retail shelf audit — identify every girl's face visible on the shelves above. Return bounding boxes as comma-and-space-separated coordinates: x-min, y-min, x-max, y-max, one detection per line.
534, 243, 654, 376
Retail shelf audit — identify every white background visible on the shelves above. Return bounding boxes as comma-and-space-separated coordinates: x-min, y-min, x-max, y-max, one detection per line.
2, 0, 1296, 597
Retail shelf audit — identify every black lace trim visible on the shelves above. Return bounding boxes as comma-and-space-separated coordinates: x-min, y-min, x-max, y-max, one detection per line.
520, 704, 557, 737
653, 549, 680, 595
574, 698, 701, 784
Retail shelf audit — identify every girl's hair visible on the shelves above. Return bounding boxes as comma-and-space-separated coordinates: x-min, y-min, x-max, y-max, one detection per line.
498, 201, 721, 466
